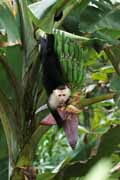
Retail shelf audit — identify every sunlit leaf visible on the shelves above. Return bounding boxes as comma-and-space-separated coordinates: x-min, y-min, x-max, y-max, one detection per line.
84, 159, 112, 180
92, 72, 108, 81
0, 3, 20, 43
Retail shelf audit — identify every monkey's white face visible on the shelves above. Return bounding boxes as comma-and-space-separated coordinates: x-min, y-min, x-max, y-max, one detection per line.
54, 88, 71, 104
48, 87, 71, 109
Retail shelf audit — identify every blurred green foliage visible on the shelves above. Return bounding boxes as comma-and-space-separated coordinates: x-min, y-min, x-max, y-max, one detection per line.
0, 0, 120, 179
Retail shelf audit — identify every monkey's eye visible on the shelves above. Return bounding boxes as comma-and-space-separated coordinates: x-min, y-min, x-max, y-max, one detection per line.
58, 94, 61, 97
62, 94, 66, 96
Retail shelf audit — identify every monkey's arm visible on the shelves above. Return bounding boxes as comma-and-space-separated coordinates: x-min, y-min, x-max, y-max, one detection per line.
49, 108, 63, 128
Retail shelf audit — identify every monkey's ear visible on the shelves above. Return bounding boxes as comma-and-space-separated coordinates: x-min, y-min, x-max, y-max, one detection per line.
53, 89, 59, 94
65, 85, 70, 89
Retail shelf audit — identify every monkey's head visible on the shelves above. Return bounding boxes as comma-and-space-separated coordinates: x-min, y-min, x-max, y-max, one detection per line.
53, 86, 71, 104
48, 85, 71, 109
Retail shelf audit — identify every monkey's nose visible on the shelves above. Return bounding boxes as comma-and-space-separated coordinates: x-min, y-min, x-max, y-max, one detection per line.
60, 99, 65, 103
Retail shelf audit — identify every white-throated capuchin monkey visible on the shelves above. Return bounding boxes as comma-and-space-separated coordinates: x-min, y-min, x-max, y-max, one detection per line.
40, 34, 71, 127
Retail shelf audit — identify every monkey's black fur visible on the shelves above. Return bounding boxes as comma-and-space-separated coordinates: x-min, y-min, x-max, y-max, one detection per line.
40, 35, 65, 94
40, 34, 65, 127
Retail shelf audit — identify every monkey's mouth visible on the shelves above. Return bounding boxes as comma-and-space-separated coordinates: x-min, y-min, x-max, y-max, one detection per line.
59, 101, 65, 107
